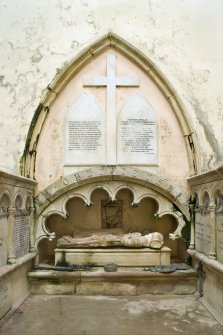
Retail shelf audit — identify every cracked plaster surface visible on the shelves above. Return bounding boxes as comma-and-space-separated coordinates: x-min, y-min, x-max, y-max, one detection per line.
0, 0, 222, 173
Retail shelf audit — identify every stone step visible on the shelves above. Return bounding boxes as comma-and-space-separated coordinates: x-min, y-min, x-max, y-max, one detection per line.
28, 268, 197, 296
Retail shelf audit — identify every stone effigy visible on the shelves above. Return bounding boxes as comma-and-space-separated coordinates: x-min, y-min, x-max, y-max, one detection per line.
55, 229, 170, 267
57, 231, 164, 249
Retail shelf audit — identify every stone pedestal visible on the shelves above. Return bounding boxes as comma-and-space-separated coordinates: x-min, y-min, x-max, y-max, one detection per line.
55, 247, 171, 267
28, 267, 197, 296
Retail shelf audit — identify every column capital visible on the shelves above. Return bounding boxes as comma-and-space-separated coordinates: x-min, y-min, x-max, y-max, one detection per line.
189, 203, 195, 210
199, 204, 205, 214
189, 203, 195, 215
208, 202, 216, 211
30, 207, 36, 213
8, 207, 16, 215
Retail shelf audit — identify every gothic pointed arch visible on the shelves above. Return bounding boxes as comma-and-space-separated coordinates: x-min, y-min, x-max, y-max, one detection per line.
21, 32, 198, 179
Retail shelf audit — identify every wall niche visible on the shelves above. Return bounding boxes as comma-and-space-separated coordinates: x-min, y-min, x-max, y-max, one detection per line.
38, 188, 186, 264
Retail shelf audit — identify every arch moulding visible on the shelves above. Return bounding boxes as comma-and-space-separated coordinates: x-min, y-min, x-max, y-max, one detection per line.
20, 32, 198, 179
34, 166, 189, 218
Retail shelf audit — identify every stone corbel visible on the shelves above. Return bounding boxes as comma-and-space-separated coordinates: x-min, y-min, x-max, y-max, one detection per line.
131, 202, 140, 208
85, 201, 93, 207
109, 195, 117, 202
169, 213, 186, 240
156, 210, 186, 240
41, 215, 56, 242
34, 213, 56, 250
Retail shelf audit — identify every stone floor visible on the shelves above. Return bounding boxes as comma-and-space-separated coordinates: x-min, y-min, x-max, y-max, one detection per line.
0, 294, 222, 335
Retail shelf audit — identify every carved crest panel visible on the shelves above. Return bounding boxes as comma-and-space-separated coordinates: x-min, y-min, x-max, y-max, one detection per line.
101, 200, 123, 229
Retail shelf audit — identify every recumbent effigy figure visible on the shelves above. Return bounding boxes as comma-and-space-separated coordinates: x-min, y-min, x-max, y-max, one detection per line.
57, 229, 164, 249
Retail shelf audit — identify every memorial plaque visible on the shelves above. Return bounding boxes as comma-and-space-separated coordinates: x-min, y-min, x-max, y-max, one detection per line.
0, 283, 12, 319
117, 94, 158, 165
195, 211, 211, 256
216, 212, 223, 263
64, 93, 106, 165
13, 214, 29, 259
0, 215, 8, 267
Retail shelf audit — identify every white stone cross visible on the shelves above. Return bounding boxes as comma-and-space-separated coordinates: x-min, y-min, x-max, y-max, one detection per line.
83, 54, 139, 165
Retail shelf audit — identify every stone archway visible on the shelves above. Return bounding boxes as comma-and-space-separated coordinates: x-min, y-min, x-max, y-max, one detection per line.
20, 32, 198, 181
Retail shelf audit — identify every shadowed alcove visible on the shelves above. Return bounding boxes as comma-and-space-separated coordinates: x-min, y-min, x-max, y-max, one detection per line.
38, 188, 186, 264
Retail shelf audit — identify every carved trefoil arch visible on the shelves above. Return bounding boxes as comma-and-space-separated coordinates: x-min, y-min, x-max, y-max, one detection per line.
34, 167, 189, 253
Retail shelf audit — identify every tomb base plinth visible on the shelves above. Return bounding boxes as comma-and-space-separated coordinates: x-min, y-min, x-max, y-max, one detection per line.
28, 267, 197, 296
54, 247, 171, 267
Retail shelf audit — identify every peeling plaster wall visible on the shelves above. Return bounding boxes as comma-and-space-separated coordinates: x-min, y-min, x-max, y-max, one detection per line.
0, 0, 222, 173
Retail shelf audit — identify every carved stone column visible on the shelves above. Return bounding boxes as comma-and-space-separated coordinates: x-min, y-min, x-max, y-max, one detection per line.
7, 207, 16, 264
209, 202, 216, 259
189, 204, 195, 249
29, 207, 36, 252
